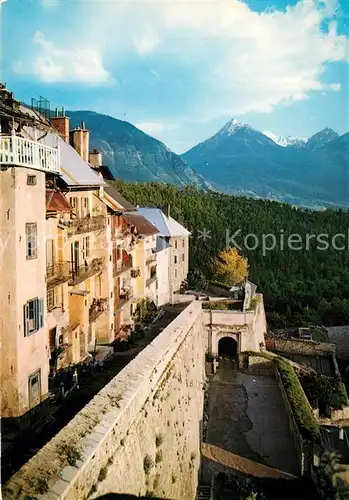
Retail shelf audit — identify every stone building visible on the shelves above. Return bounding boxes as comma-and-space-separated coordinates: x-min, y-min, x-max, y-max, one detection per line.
137, 205, 190, 303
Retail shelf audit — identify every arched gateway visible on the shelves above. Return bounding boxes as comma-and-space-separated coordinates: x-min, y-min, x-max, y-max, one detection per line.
218, 336, 238, 359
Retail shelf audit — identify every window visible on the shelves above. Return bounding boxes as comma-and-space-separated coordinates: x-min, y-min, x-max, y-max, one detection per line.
27, 175, 37, 186
182, 240, 185, 248
175, 269, 177, 278
182, 254, 185, 262
24, 298, 44, 336
47, 289, 55, 311
174, 255, 177, 264
175, 241, 178, 249
26, 223, 37, 259
84, 197, 90, 217
70, 197, 79, 217
85, 236, 90, 258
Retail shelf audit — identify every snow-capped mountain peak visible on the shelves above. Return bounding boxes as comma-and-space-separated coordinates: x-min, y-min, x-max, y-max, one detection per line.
221, 118, 251, 136
263, 131, 307, 148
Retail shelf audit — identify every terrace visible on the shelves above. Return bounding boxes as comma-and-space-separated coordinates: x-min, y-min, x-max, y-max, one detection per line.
89, 298, 108, 323
46, 262, 70, 290
146, 274, 157, 287
68, 258, 104, 286
0, 135, 60, 174
115, 287, 133, 311
146, 253, 157, 265
66, 215, 105, 236
113, 257, 132, 277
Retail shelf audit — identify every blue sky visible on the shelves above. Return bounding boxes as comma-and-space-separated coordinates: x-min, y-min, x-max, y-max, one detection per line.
1, 0, 348, 152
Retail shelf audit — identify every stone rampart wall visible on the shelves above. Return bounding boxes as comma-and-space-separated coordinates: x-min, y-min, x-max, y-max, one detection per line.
4, 301, 205, 500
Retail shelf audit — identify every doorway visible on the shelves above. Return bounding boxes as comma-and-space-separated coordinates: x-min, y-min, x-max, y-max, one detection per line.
28, 369, 41, 422
71, 241, 80, 274
218, 337, 238, 359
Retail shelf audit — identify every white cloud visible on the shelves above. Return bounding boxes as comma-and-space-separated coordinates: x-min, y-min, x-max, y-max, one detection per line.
87, 0, 346, 118
12, 0, 348, 119
13, 31, 114, 85
135, 122, 168, 135
133, 28, 159, 55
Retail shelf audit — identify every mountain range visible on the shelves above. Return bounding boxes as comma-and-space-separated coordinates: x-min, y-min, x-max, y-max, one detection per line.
67, 111, 210, 190
182, 119, 349, 208
67, 111, 348, 209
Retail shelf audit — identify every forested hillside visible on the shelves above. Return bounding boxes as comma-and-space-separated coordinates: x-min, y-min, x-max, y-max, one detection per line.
114, 181, 349, 329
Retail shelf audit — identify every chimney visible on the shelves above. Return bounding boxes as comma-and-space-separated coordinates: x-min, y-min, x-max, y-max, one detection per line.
162, 204, 170, 218
70, 121, 90, 162
51, 107, 70, 142
89, 148, 103, 169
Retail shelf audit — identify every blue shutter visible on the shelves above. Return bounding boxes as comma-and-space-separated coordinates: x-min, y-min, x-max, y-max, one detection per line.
24, 303, 29, 336
38, 298, 44, 329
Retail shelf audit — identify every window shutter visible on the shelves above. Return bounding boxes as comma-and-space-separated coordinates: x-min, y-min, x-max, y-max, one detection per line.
24, 303, 29, 336
39, 299, 44, 329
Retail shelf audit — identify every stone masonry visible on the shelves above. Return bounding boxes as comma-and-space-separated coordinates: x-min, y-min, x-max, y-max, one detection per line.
4, 301, 205, 500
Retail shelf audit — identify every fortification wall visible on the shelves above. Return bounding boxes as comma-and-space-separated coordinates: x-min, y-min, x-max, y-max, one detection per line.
4, 301, 205, 500
326, 325, 349, 360
266, 337, 336, 357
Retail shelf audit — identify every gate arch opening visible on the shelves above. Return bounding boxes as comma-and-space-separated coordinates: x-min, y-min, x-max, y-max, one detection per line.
218, 337, 238, 359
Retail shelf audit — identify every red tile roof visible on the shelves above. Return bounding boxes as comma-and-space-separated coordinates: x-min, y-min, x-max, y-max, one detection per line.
46, 190, 73, 212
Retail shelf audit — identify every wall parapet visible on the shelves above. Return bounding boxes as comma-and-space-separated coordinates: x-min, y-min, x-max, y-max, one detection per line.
266, 336, 336, 357
4, 301, 203, 500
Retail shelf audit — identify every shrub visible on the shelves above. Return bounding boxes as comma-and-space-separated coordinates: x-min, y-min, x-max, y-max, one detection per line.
143, 454, 154, 474
202, 301, 228, 310
155, 450, 163, 464
205, 352, 217, 362
57, 442, 82, 466
155, 434, 164, 447
309, 325, 330, 343
300, 373, 348, 410
248, 296, 260, 311
29, 477, 49, 494
208, 280, 231, 290
153, 473, 160, 489
276, 358, 320, 442
98, 466, 108, 482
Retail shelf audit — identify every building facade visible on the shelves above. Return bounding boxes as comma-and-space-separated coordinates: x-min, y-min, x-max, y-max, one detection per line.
137, 206, 190, 302
0, 87, 191, 430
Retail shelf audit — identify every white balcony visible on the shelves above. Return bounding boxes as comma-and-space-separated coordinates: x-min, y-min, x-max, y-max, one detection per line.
0, 135, 60, 174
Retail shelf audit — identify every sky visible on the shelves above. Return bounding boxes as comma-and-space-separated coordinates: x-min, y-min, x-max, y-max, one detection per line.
1, 0, 348, 152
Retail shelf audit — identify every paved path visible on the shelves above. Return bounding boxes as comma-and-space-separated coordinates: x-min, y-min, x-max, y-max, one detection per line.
202, 359, 299, 482
201, 443, 296, 479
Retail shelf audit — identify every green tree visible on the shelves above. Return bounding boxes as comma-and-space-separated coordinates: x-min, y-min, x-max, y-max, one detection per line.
317, 451, 349, 500
185, 269, 207, 292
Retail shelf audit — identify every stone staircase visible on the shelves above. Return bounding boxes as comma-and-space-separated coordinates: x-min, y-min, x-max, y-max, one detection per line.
196, 484, 211, 500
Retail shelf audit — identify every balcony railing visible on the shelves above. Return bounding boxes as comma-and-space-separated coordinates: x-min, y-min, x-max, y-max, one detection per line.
0, 135, 60, 173
113, 260, 132, 277
115, 288, 133, 311
146, 254, 157, 265
68, 258, 104, 286
66, 215, 105, 236
146, 275, 157, 287
89, 298, 108, 323
46, 262, 70, 290
131, 268, 141, 278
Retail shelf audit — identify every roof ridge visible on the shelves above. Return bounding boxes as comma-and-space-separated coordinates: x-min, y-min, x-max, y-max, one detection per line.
158, 208, 170, 232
